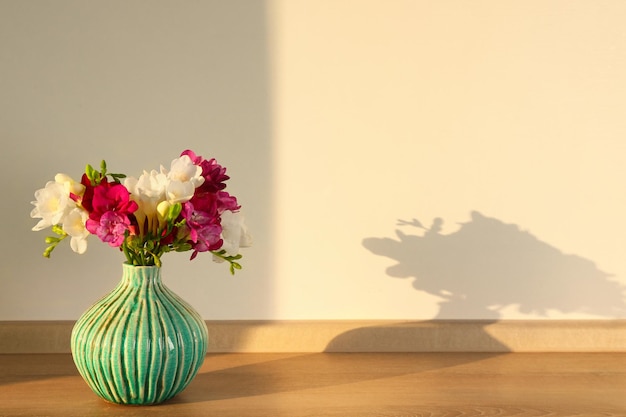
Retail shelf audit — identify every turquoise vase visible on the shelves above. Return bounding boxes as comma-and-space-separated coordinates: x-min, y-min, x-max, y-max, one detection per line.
70, 264, 208, 405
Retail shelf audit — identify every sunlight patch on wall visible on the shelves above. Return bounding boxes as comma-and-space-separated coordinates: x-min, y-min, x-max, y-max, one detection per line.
268, 0, 626, 319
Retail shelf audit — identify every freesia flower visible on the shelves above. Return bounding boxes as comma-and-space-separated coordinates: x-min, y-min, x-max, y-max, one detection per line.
31, 181, 74, 231
165, 155, 204, 188
124, 170, 167, 236
63, 208, 89, 254
217, 211, 252, 257
90, 211, 131, 247
54, 173, 85, 200
85, 182, 138, 247
31, 150, 249, 273
89, 182, 137, 216
181, 202, 223, 255
181, 149, 229, 192
165, 180, 196, 204
216, 191, 240, 214
125, 170, 167, 213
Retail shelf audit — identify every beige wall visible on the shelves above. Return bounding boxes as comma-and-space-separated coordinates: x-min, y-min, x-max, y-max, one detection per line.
1, 0, 625, 320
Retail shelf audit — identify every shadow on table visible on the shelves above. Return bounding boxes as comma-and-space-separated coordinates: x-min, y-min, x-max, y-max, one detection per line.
173, 317, 508, 403
171, 319, 507, 403
170, 351, 501, 404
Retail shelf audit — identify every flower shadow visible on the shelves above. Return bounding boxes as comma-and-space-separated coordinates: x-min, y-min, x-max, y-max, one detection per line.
362, 211, 625, 320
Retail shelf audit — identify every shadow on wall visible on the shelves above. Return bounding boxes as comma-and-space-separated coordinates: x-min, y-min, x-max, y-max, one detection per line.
362, 211, 626, 320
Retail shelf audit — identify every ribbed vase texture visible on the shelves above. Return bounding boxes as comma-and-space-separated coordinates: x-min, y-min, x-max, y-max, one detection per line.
71, 264, 208, 405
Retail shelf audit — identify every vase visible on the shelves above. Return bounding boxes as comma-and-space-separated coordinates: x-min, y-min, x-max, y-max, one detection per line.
70, 263, 208, 405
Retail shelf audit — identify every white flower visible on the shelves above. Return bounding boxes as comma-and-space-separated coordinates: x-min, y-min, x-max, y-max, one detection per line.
125, 170, 167, 216
165, 155, 204, 188
30, 181, 74, 231
54, 173, 85, 197
63, 208, 89, 254
157, 155, 205, 204
165, 180, 196, 204
217, 211, 252, 258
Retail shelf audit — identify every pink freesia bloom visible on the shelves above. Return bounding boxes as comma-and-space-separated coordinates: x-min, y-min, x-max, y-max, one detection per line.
87, 211, 131, 247
190, 222, 224, 259
84, 181, 138, 246
216, 191, 240, 213
180, 202, 224, 259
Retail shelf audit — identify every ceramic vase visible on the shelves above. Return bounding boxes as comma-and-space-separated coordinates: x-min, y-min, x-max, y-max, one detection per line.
70, 263, 208, 405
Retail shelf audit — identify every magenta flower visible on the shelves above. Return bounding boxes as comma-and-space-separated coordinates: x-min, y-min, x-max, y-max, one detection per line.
88, 211, 131, 247
216, 191, 240, 213
85, 182, 138, 247
180, 201, 224, 259
190, 221, 223, 260
90, 182, 138, 216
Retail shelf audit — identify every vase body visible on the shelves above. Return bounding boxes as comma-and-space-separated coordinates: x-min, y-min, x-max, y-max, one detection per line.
71, 264, 208, 405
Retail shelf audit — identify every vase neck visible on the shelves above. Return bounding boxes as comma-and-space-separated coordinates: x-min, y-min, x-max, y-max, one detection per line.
122, 264, 162, 288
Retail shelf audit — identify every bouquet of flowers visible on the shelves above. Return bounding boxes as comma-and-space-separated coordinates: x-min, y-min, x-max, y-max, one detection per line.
30, 150, 251, 273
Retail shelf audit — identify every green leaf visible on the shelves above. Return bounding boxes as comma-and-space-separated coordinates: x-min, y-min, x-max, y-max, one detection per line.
174, 243, 192, 252
109, 173, 126, 183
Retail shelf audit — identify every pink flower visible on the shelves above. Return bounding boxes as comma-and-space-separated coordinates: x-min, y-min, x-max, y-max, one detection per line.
84, 181, 138, 247
180, 202, 224, 259
88, 211, 131, 247
190, 222, 223, 259
216, 191, 240, 213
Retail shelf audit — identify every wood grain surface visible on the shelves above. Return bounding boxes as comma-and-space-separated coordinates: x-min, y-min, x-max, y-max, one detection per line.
3, 320, 626, 353
1, 352, 624, 416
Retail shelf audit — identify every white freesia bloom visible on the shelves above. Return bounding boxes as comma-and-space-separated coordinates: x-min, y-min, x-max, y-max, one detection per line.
125, 170, 167, 216
165, 155, 204, 188
54, 173, 85, 197
125, 170, 169, 236
215, 211, 253, 259
63, 208, 89, 254
30, 181, 74, 231
165, 180, 196, 204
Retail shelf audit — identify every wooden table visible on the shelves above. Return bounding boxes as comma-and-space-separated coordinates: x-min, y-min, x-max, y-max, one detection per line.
1, 352, 624, 416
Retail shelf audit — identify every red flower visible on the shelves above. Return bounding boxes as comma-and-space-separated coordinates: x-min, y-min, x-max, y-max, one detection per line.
84, 181, 138, 247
